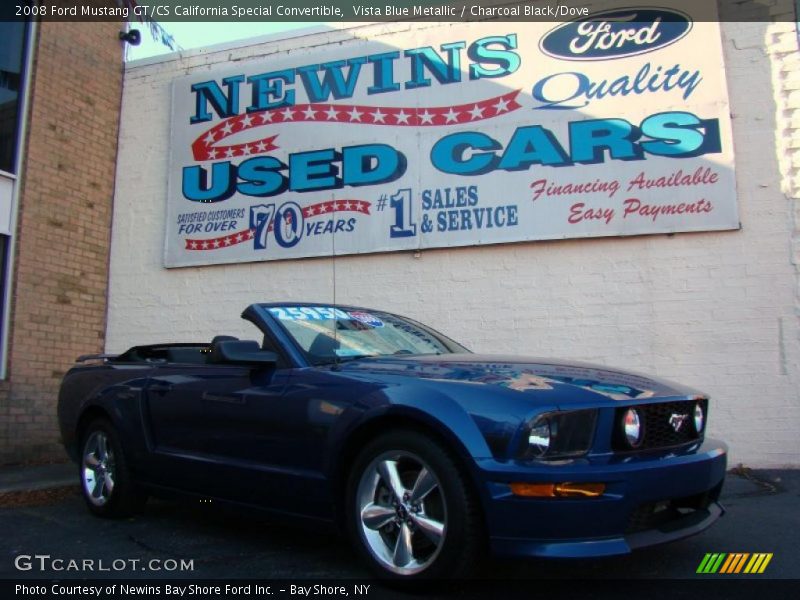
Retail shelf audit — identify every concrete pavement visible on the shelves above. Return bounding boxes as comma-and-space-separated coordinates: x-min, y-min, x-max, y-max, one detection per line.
0, 462, 74, 493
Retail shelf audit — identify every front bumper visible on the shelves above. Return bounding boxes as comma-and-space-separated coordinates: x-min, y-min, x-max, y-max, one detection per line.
478, 438, 727, 558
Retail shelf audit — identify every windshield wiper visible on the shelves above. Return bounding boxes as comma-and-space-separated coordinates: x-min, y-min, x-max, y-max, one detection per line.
316, 354, 378, 367
336, 354, 379, 363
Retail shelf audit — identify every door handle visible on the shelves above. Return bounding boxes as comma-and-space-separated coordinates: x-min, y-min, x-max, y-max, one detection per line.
149, 383, 173, 393
202, 392, 246, 404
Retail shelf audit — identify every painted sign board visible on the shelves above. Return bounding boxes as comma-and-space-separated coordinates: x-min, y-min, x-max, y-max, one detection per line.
165, 8, 737, 267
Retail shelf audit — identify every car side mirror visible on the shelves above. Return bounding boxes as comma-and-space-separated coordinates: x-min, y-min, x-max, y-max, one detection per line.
211, 340, 277, 367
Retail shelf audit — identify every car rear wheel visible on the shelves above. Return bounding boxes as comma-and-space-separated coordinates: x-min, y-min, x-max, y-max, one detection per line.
80, 418, 146, 517
347, 430, 483, 580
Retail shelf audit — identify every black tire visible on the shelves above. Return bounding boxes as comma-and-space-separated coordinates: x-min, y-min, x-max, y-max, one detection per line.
79, 417, 146, 518
345, 430, 484, 581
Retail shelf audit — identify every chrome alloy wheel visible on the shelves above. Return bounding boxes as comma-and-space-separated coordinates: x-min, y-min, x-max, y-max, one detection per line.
82, 430, 116, 507
355, 451, 447, 576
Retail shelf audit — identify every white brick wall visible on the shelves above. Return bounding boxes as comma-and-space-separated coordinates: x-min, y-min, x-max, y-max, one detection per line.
108, 21, 800, 467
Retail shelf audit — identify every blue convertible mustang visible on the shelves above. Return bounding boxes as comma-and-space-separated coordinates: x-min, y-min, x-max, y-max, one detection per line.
58, 303, 727, 580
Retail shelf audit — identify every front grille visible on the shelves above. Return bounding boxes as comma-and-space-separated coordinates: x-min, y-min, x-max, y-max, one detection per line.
613, 399, 705, 451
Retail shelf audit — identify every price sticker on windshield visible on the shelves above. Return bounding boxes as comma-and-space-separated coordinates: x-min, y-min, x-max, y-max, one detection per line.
348, 311, 384, 327
269, 306, 351, 321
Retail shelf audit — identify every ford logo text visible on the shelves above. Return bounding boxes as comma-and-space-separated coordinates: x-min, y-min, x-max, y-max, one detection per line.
540, 8, 693, 61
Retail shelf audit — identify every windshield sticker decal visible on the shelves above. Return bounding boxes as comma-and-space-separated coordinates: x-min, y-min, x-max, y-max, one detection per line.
269, 306, 351, 321
348, 311, 384, 327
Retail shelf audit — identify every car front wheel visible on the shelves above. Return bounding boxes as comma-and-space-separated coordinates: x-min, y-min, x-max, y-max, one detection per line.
80, 418, 146, 517
347, 430, 483, 580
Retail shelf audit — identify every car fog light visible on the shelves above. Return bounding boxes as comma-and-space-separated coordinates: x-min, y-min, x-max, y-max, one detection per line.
694, 402, 705, 433
623, 408, 643, 448
527, 417, 551, 457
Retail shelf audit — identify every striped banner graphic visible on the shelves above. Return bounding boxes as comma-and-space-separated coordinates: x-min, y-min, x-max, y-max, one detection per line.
696, 553, 773, 574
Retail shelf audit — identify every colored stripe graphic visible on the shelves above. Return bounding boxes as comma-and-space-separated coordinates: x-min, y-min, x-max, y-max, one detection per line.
696, 553, 714, 573
697, 553, 773, 574
744, 553, 773, 574
697, 553, 726, 574
719, 554, 735, 574
733, 553, 749, 573
720, 553, 749, 573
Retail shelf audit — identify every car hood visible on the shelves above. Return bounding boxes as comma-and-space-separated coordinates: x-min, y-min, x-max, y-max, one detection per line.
336, 353, 705, 403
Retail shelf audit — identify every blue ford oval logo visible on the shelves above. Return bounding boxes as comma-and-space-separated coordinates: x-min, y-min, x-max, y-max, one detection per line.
540, 8, 693, 61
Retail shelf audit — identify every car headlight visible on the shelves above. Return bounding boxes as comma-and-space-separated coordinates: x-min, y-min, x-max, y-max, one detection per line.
623, 408, 643, 448
520, 409, 597, 461
694, 402, 705, 433
527, 417, 551, 457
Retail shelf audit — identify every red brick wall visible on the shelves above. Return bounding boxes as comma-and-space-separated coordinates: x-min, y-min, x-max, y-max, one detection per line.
0, 22, 123, 464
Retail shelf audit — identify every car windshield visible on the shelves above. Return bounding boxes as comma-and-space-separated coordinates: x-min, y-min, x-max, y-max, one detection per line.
266, 305, 467, 365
